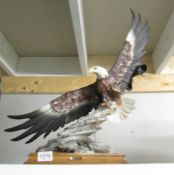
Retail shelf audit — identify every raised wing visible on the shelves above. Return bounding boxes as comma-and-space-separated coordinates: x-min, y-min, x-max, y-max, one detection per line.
5, 84, 101, 143
109, 9, 150, 92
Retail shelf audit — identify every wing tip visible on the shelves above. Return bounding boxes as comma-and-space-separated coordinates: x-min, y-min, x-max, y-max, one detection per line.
7, 115, 17, 119
25, 140, 32, 144
130, 8, 134, 15
10, 137, 19, 142
4, 127, 18, 132
10, 136, 34, 144
4, 128, 10, 132
7, 115, 28, 120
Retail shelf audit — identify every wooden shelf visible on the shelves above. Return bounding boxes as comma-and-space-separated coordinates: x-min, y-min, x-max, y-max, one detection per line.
2, 73, 174, 93
2, 55, 174, 93
25, 152, 127, 164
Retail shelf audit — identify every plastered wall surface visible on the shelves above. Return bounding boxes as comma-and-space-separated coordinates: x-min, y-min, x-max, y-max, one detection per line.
0, 93, 174, 163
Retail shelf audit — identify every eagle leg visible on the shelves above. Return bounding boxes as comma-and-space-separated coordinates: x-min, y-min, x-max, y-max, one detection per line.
112, 90, 122, 106
114, 92, 122, 106
101, 92, 112, 108
100, 91, 122, 108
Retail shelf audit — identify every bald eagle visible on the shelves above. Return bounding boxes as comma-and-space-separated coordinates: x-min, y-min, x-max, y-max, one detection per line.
5, 10, 149, 144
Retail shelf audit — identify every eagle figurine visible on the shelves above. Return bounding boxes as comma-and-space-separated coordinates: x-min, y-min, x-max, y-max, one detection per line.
5, 10, 149, 144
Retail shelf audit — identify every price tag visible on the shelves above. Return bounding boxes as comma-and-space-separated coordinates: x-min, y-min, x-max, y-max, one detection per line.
37, 151, 53, 162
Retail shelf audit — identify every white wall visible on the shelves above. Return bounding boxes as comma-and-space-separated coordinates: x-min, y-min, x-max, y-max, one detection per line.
0, 93, 174, 164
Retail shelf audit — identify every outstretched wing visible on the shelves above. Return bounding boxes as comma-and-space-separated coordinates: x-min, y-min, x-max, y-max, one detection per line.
5, 84, 101, 143
109, 9, 150, 92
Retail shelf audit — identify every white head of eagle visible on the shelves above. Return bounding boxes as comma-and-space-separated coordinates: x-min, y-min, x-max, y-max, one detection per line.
89, 66, 109, 79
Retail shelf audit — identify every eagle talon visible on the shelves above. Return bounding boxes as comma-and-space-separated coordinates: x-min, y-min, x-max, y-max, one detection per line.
101, 101, 112, 108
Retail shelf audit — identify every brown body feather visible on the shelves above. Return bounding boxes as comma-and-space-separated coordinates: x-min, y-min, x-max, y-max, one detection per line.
51, 83, 100, 113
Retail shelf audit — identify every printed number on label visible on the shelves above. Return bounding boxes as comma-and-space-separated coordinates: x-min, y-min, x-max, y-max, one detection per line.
37, 151, 53, 162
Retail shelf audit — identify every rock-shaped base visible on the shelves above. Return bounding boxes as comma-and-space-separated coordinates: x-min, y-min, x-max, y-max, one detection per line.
37, 139, 111, 153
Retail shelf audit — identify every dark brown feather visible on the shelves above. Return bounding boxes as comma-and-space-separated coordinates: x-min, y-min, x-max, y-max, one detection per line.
109, 10, 150, 91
